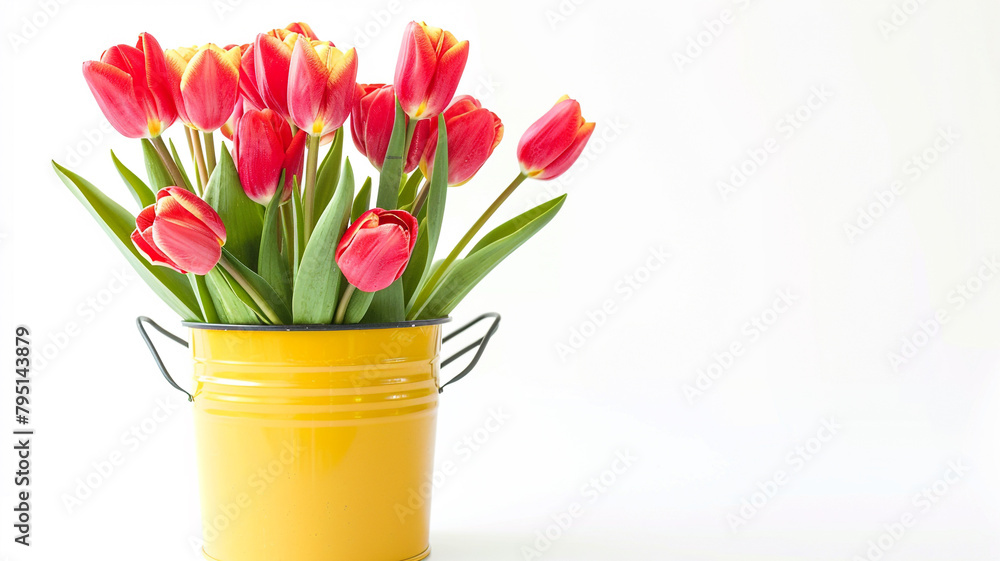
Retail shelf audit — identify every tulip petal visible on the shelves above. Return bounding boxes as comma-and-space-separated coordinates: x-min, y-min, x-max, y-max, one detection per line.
234, 111, 284, 204
394, 22, 438, 117
82, 61, 149, 138
534, 121, 595, 180
239, 44, 266, 110
420, 40, 468, 119
338, 224, 412, 292
131, 228, 186, 273
287, 35, 330, 133
179, 45, 241, 131
157, 186, 227, 243
255, 33, 295, 119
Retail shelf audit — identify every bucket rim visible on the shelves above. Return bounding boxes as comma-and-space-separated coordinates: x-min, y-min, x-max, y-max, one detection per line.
182, 317, 452, 332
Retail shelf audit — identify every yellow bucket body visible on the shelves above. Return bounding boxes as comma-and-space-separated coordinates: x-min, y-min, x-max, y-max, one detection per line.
189, 323, 442, 561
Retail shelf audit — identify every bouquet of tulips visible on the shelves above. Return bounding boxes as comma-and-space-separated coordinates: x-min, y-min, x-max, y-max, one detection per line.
53, 21, 595, 325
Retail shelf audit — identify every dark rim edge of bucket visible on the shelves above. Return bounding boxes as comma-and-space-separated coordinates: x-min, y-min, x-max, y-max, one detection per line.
182, 317, 452, 332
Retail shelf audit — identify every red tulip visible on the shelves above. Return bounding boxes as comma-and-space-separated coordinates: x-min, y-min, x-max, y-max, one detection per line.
350, 84, 429, 173
166, 44, 242, 131
287, 36, 358, 136
252, 31, 300, 121
232, 109, 307, 205
419, 95, 503, 186
335, 209, 418, 292
82, 32, 176, 138
517, 96, 596, 180
394, 22, 469, 120
131, 187, 227, 275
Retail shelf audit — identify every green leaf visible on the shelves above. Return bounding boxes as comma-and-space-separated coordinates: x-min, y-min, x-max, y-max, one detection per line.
259, 185, 293, 309
404, 115, 448, 312
141, 138, 172, 190
111, 150, 155, 208
414, 195, 568, 320
206, 268, 259, 324
290, 177, 306, 279
189, 273, 219, 323
169, 138, 194, 192
52, 161, 202, 321
292, 158, 355, 324
203, 147, 263, 269
352, 177, 372, 222
220, 248, 292, 324
343, 289, 375, 324
376, 99, 406, 209
402, 221, 429, 307
313, 127, 343, 227
398, 169, 422, 209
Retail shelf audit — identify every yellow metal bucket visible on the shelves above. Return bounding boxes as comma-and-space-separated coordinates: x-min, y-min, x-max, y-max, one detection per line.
136, 314, 500, 561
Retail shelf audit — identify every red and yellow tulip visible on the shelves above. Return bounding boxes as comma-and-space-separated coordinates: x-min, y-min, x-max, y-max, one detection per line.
350, 84, 428, 173
287, 36, 358, 136
420, 95, 503, 186
130, 187, 227, 275
394, 22, 469, 120
232, 108, 306, 205
335, 209, 418, 292
82, 32, 176, 138
517, 96, 595, 180
166, 44, 242, 132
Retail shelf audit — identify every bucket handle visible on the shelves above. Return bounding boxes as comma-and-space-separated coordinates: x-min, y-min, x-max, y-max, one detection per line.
136, 316, 193, 402
439, 312, 501, 394
136, 312, 501, 399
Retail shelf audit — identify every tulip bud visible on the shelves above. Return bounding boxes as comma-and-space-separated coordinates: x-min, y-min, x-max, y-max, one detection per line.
287, 36, 358, 136
517, 96, 596, 180
130, 187, 227, 275
232, 109, 307, 205
166, 44, 242, 132
350, 84, 429, 173
82, 32, 176, 138
335, 209, 418, 292
394, 21, 469, 120
420, 95, 503, 186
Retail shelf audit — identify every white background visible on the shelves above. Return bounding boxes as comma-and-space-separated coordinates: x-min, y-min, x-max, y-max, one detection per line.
2, 0, 1000, 559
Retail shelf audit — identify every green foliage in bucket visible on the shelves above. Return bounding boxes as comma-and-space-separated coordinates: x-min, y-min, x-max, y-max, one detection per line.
54, 22, 596, 325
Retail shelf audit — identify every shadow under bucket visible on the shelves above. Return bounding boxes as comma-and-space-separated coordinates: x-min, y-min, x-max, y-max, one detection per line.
137, 314, 500, 561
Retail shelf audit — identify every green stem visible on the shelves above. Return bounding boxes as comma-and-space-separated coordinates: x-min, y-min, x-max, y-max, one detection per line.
409, 172, 528, 318
333, 285, 357, 324
184, 128, 203, 193
203, 131, 217, 176
190, 129, 210, 193
150, 135, 187, 190
302, 134, 321, 242
403, 118, 417, 158
280, 203, 295, 273
409, 178, 431, 216
218, 255, 282, 324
